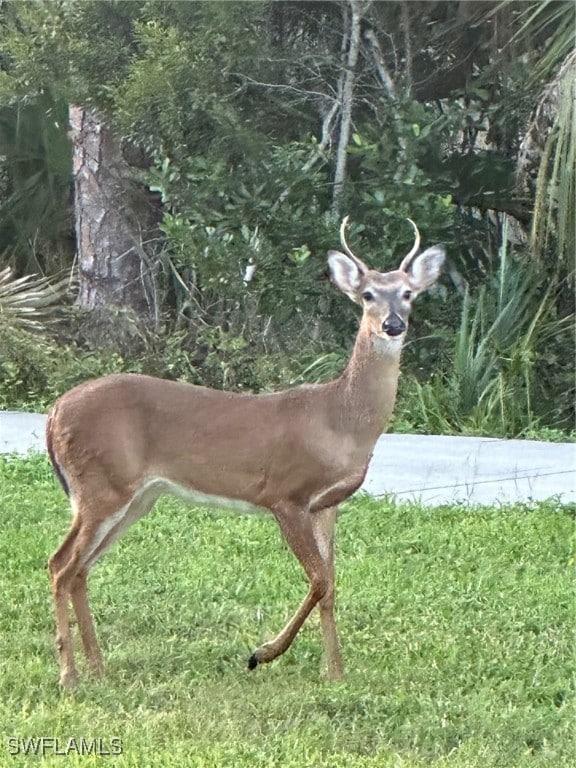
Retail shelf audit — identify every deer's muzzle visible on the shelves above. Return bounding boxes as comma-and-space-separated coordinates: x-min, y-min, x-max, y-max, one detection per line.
382, 314, 406, 337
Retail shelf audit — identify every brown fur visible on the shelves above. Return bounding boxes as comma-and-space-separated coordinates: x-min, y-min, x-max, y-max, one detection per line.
47, 236, 444, 688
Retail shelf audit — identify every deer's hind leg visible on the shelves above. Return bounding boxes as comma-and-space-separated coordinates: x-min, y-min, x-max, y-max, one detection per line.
48, 513, 106, 689
49, 485, 161, 688
69, 567, 103, 678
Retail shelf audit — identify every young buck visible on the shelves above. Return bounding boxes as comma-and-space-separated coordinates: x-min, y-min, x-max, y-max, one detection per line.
46, 218, 445, 688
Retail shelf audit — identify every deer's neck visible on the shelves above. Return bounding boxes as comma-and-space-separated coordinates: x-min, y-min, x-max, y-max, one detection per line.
335, 327, 402, 440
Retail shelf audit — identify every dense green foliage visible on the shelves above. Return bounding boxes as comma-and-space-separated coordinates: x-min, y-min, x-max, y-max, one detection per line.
0, 1, 573, 434
0, 455, 574, 766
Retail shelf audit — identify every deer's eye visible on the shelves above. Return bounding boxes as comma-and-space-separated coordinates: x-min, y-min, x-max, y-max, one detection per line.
362, 290, 374, 302
403, 290, 412, 301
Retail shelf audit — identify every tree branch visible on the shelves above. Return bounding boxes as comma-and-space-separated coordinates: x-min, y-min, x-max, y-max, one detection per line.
363, 28, 397, 100
332, 0, 363, 216
401, 2, 413, 86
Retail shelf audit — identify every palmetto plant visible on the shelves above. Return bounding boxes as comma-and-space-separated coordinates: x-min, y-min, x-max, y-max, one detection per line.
414, 227, 574, 436
0, 266, 69, 333
530, 50, 576, 267
0, 92, 72, 274
508, 1, 576, 267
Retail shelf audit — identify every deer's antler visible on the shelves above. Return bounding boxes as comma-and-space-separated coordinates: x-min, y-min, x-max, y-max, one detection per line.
340, 216, 369, 273
399, 218, 421, 272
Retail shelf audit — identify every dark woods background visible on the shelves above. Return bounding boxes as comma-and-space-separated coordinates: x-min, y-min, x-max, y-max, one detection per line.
0, 0, 573, 437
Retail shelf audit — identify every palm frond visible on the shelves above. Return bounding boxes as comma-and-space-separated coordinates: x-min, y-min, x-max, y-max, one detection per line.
413, 230, 574, 436
504, 0, 576, 81
531, 51, 576, 267
0, 266, 71, 333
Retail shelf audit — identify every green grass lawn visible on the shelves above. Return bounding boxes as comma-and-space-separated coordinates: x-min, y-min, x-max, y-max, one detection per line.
0, 454, 574, 767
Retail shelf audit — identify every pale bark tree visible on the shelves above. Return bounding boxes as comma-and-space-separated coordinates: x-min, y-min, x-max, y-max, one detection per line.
331, 0, 364, 215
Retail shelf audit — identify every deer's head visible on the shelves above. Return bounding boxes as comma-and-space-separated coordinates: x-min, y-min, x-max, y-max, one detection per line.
328, 217, 445, 349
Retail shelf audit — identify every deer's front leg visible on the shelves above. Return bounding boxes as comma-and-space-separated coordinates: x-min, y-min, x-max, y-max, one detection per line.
248, 505, 332, 671
312, 505, 343, 680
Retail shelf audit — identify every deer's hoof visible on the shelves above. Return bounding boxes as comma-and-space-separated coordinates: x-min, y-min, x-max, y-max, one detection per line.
59, 670, 79, 690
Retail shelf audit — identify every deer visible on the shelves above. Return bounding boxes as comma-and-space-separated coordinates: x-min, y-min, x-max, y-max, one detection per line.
46, 217, 445, 688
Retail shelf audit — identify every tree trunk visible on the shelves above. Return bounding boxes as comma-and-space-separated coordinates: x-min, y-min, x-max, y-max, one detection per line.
69, 105, 161, 343
332, 0, 363, 216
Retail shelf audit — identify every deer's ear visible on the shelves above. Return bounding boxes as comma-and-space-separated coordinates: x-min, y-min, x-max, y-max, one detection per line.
327, 250, 364, 301
405, 245, 445, 293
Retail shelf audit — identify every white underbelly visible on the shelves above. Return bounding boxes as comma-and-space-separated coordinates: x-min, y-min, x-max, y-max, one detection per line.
78, 476, 268, 570
147, 477, 267, 515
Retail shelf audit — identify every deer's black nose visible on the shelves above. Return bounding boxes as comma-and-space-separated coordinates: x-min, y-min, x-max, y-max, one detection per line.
382, 314, 406, 337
